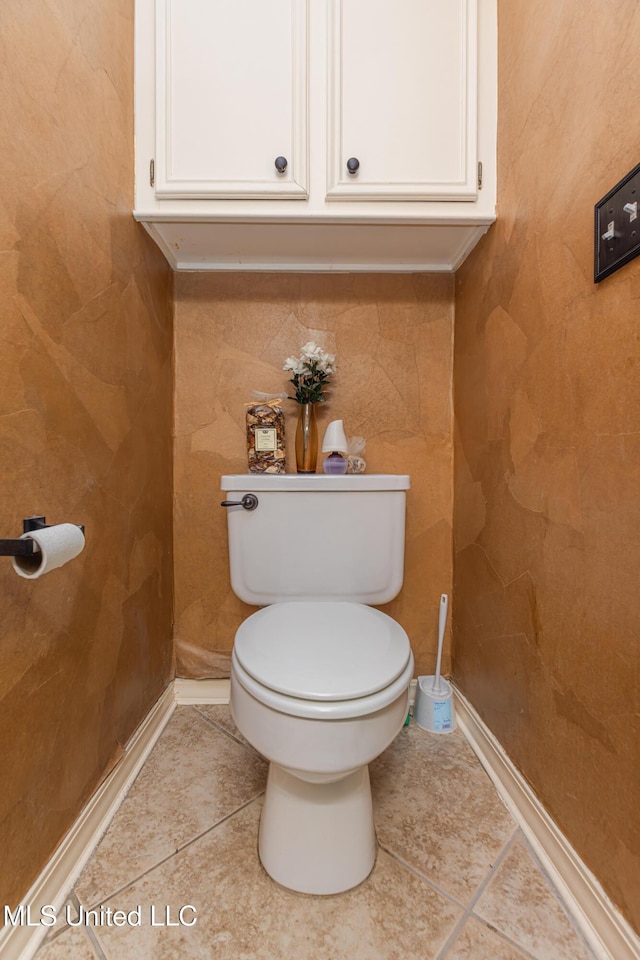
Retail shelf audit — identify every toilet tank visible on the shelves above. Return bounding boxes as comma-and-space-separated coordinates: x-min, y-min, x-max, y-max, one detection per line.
221, 474, 410, 606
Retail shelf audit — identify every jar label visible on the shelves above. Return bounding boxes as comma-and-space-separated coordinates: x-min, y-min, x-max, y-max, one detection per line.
254, 427, 278, 452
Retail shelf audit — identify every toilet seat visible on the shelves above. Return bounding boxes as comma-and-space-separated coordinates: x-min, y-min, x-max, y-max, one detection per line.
233, 601, 413, 721
232, 649, 414, 721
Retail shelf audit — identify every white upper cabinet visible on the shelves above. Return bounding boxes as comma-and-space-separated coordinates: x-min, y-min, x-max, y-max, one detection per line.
134, 0, 496, 271
327, 0, 477, 201
154, 0, 308, 198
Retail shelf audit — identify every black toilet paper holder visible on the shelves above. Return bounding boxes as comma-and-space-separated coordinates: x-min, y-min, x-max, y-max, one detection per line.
0, 517, 85, 557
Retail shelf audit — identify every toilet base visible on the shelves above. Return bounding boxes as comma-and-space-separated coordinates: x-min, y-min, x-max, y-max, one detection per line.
259, 762, 377, 895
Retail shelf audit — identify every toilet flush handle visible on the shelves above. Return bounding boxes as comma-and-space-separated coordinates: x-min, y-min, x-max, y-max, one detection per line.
220, 494, 259, 511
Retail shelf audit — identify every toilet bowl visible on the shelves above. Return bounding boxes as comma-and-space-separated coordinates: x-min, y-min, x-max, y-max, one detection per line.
221, 473, 413, 895
230, 601, 414, 894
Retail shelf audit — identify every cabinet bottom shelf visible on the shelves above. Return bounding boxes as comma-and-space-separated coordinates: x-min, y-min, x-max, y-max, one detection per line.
136, 217, 495, 273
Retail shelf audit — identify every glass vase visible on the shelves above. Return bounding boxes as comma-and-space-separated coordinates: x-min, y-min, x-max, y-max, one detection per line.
295, 403, 318, 474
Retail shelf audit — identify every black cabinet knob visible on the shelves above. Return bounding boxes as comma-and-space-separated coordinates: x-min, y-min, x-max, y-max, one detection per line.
346, 157, 360, 175
275, 156, 288, 174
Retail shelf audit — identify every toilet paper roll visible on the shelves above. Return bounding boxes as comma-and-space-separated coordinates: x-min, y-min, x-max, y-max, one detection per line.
11, 523, 85, 580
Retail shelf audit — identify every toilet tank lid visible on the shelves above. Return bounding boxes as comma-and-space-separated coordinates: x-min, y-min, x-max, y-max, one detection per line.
221, 474, 410, 491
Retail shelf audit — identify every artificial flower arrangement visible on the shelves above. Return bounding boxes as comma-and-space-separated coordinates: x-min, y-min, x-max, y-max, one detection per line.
283, 341, 335, 472
283, 341, 335, 404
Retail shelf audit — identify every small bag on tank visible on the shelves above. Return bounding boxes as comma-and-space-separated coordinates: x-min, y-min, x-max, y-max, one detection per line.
245, 392, 286, 474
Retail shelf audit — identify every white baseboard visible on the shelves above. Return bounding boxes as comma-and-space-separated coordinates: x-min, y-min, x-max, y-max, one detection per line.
0, 685, 176, 960
174, 678, 230, 704
452, 685, 640, 960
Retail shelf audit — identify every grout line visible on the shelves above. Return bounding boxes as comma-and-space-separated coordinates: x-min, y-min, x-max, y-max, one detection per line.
456, 921, 544, 960
466, 825, 520, 910
35, 894, 81, 946
433, 827, 522, 960
79, 793, 265, 912
84, 923, 109, 960
376, 843, 466, 910
35, 894, 109, 960
515, 830, 602, 959
192, 705, 266, 761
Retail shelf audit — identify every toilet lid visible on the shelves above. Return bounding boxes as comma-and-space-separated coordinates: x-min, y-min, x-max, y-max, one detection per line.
234, 602, 412, 701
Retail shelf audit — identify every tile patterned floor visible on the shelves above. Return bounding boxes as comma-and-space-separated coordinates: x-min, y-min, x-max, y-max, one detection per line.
35, 705, 598, 960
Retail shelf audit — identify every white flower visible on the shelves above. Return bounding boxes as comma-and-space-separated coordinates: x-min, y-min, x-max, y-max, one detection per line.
284, 341, 335, 403
283, 356, 305, 375
320, 352, 335, 374
299, 341, 335, 373
300, 340, 322, 361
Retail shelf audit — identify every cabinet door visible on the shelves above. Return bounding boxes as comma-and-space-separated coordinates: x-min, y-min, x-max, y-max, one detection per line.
155, 0, 308, 198
327, 0, 477, 201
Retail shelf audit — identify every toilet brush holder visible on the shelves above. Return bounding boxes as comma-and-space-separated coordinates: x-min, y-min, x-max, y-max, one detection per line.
414, 676, 457, 734
414, 593, 456, 733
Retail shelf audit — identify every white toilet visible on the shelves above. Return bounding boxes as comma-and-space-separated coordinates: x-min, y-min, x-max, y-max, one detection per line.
221, 473, 414, 895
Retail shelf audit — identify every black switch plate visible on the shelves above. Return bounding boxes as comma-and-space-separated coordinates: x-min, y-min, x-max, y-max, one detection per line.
595, 163, 640, 282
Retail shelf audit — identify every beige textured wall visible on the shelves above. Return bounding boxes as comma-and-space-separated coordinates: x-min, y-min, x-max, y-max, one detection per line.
454, 0, 640, 932
174, 273, 454, 679
0, 1, 174, 906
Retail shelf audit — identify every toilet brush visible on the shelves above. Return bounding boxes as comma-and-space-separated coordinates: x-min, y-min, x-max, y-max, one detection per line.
414, 593, 457, 733
428, 593, 448, 696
